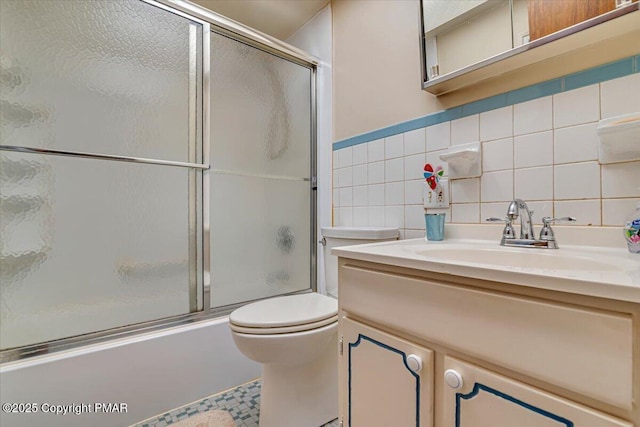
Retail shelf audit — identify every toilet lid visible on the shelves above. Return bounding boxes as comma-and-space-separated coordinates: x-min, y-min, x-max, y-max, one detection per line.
229, 293, 338, 330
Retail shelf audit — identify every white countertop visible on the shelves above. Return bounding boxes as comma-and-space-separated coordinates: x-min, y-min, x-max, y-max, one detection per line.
333, 237, 640, 303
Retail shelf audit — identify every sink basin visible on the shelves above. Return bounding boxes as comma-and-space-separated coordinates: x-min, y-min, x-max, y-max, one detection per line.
414, 247, 620, 271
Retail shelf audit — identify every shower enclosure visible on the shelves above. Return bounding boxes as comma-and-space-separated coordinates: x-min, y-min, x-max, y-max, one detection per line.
0, 0, 317, 360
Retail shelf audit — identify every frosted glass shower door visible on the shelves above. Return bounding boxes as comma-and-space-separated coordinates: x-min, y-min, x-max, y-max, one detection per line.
0, 0, 203, 350
209, 32, 313, 308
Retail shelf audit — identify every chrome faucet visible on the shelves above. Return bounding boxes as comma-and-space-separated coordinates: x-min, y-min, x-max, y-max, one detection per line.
507, 199, 535, 239
486, 199, 576, 249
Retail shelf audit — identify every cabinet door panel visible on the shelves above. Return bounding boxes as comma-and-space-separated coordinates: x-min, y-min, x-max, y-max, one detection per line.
442, 357, 631, 427
340, 317, 434, 427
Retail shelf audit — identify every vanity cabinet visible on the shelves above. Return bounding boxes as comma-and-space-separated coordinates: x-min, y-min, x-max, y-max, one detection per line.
337, 258, 638, 427
340, 317, 434, 427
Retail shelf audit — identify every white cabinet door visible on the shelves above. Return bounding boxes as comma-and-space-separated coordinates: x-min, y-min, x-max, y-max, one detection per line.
340, 317, 434, 427
442, 357, 632, 427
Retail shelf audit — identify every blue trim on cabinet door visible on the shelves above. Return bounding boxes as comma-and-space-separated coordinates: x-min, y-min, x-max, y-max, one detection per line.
455, 382, 574, 427
348, 333, 421, 426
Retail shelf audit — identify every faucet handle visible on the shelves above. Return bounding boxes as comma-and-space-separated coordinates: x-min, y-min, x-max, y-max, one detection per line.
541, 216, 576, 226
539, 217, 576, 241
485, 217, 515, 239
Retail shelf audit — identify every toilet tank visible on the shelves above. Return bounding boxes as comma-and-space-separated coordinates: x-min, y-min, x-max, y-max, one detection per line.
321, 227, 398, 298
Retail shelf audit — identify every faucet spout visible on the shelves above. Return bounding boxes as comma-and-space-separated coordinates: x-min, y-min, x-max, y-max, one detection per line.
507, 199, 535, 239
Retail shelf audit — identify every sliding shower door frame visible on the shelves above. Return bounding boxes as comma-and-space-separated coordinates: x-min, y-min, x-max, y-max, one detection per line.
1, 0, 318, 363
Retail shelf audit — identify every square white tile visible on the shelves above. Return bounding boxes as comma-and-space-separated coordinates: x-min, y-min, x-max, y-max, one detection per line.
385, 158, 404, 182
368, 184, 385, 206
451, 178, 480, 203
553, 84, 599, 129
352, 207, 369, 226
353, 185, 368, 207
554, 162, 601, 200
385, 206, 405, 228
602, 161, 640, 198
352, 143, 368, 165
332, 168, 339, 188
404, 128, 426, 155
602, 198, 639, 226
385, 134, 404, 159
451, 115, 479, 146
385, 182, 404, 206
337, 166, 352, 188
514, 166, 553, 201
352, 164, 368, 186
514, 96, 552, 136
554, 123, 598, 164
369, 206, 386, 227
337, 207, 353, 226
480, 106, 513, 142
332, 150, 339, 169
405, 205, 426, 229
368, 138, 385, 162
514, 131, 553, 168
405, 179, 424, 205
600, 73, 640, 119
426, 122, 451, 152
451, 203, 480, 223
404, 153, 426, 180
332, 188, 340, 208
482, 137, 513, 172
367, 161, 385, 184
554, 200, 601, 226
338, 187, 353, 207
481, 170, 514, 202
337, 147, 353, 169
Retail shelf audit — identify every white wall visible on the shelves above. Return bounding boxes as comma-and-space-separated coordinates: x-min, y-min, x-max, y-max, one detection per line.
332, 72, 640, 240
287, 5, 333, 295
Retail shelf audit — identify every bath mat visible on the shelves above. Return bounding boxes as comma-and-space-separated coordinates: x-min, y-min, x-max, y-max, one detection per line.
170, 410, 236, 427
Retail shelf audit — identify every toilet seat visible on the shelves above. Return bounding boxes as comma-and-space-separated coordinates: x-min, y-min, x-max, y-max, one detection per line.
229, 293, 338, 335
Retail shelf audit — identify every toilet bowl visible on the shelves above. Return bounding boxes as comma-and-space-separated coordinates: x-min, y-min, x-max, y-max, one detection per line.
229, 226, 398, 427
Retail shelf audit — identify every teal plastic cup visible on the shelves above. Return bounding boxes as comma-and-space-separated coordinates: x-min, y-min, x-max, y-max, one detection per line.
425, 213, 446, 241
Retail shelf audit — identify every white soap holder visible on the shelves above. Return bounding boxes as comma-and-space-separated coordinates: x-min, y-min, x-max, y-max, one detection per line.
439, 141, 481, 179
597, 112, 640, 164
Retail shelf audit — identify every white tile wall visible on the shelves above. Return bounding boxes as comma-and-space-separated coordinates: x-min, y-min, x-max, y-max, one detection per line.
385, 134, 404, 159
480, 106, 513, 141
514, 131, 553, 168
426, 122, 450, 151
554, 123, 598, 164
600, 73, 640, 118
332, 74, 640, 235
451, 115, 479, 145
482, 138, 513, 172
515, 166, 553, 201
553, 85, 600, 128
404, 128, 426, 155
514, 97, 552, 135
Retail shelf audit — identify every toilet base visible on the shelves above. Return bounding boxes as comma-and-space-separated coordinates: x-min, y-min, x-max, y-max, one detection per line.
259, 333, 338, 427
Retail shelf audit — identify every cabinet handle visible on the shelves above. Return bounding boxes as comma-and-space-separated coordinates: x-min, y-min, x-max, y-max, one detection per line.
406, 354, 422, 373
444, 369, 464, 389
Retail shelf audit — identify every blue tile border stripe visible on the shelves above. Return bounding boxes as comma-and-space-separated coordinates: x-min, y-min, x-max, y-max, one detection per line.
333, 55, 639, 151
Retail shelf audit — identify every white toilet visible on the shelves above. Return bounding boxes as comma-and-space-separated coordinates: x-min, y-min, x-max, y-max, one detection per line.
229, 226, 398, 427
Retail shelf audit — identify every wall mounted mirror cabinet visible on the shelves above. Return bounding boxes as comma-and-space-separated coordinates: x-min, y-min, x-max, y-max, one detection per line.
420, 0, 640, 96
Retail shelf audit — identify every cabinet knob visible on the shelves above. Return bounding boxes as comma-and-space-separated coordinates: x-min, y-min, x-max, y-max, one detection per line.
444, 369, 464, 389
406, 354, 422, 373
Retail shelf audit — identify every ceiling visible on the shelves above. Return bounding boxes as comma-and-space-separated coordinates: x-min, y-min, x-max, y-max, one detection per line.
190, 0, 330, 40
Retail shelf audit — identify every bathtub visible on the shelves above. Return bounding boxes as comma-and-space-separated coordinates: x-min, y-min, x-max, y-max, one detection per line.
0, 317, 261, 427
